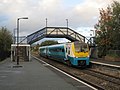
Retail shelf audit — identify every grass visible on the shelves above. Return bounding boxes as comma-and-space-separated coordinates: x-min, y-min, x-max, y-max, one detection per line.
107, 54, 120, 58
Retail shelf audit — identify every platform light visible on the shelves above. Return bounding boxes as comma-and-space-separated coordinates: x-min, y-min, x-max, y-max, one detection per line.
16, 17, 28, 65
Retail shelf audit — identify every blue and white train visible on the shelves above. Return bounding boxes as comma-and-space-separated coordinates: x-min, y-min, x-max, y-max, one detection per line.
39, 41, 90, 67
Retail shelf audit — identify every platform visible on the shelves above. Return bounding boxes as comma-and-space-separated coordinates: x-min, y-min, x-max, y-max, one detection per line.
0, 57, 94, 90
90, 58, 120, 68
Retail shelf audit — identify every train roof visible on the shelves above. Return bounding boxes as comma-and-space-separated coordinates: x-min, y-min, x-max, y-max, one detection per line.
11, 44, 30, 47
48, 43, 65, 48
39, 41, 88, 49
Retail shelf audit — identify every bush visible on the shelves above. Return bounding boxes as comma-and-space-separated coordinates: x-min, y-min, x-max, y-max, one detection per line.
0, 27, 13, 61
107, 50, 120, 58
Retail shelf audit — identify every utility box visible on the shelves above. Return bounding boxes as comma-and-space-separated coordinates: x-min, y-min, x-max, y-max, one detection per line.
11, 44, 31, 62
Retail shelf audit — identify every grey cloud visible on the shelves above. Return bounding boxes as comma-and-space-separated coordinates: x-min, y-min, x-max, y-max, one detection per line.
0, 0, 119, 37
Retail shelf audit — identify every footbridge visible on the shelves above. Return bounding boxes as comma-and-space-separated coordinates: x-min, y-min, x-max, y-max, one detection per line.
27, 27, 86, 44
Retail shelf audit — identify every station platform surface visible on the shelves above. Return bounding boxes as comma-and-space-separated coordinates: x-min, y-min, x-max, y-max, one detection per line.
90, 58, 120, 67
0, 57, 94, 90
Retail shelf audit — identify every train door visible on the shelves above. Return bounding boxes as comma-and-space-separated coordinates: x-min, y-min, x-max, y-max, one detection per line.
66, 43, 74, 57
46, 47, 48, 58
65, 43, 73, 66
66, 44, 70, 56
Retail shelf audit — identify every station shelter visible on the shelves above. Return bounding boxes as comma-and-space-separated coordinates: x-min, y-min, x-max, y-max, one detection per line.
11, 44, 31, 62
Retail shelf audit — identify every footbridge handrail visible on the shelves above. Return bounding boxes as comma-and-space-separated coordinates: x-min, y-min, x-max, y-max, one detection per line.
27, 27, 86, 44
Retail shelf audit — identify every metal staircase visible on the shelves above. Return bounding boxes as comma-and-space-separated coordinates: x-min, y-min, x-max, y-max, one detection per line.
87, 37, 98, 58
87, 37, 96, 47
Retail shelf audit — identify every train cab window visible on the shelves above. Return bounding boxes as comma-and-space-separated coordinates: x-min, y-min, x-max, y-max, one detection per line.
74, 41, 88, 52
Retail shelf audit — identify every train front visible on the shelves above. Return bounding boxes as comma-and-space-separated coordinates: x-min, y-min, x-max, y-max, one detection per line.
69, 41, 90, 67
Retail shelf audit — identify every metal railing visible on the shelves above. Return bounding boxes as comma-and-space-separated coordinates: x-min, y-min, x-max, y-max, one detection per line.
27, 27, 86, 44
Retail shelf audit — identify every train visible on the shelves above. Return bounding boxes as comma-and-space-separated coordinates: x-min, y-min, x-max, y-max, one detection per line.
39, 41, 90, 67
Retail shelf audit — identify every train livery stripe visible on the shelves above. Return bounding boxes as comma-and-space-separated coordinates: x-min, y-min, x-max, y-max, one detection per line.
33, 56, 98, 90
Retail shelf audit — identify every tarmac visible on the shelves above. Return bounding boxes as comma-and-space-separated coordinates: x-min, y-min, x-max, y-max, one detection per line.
0, 57, 94, 90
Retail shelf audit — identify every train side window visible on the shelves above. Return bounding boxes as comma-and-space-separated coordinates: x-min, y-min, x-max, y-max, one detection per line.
50, 49, 52, 52
62, 49, 64, 52
57, 48, 61, 52
52, 48, 56, 52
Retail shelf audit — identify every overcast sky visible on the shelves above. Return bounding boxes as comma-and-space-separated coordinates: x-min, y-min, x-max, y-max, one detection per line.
0, 0, 119, 41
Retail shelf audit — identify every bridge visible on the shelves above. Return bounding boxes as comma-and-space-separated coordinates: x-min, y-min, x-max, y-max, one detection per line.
27, 27, 86, 44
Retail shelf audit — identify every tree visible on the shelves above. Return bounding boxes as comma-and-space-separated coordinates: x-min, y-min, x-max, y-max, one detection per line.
32, 40, 58, 52
0, 27, 13, 61
95, 1, 120, 56
111, 1, 120, 50
40, 40, 58, 46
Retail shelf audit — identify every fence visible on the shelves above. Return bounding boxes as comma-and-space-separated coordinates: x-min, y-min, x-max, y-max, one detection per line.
0, 51, 10, 61
107, 50, 120, 57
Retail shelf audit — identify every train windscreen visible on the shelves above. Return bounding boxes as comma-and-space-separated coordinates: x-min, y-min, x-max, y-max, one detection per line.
74, 42, 88, 52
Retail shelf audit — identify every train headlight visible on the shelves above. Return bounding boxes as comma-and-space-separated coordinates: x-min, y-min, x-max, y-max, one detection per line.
87, 55, 90, 57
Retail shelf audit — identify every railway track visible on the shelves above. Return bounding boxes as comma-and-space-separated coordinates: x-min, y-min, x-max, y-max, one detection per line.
90, 67, 120, 79
82, 69, 120, 89
33, 55, 120, 90
90, 61, 120, 80
89, 69, 120, 84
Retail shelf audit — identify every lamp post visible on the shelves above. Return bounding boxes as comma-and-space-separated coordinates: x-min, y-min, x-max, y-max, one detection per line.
13, 28, 17, 44
66, 19, 68, 35
16, 17, 28, 65
46, 18, 47, 28
45, 18, 48, 34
